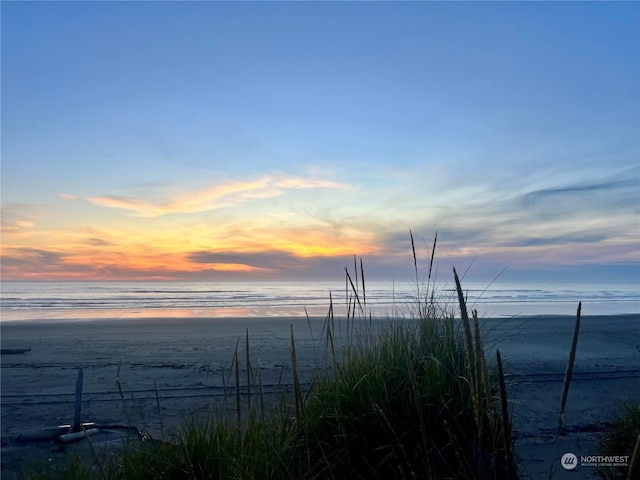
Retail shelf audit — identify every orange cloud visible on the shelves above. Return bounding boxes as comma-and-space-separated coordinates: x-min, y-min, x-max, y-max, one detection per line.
0, 209, 384, 280
206, 263, 267, 273
87, 175, 353, 217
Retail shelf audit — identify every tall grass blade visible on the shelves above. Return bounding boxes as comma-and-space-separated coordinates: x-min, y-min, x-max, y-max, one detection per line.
204, 356, 212, 385
277, 362, 285, 389
360, 257, 366, 309
304, 306, 314, 339
471, 308, 488, 473
473, 309, 491, 404
325, 292, 337, 369
628, 431, 640, 480
428, 231, 437, 283
453, 267, 476, 381
353, 254, 359, 292
345, 273, 349, 311
154, 381, 164, 439
221, 362, 229, 410
115, 362, 132, 426
233, 339, 241, 428
79, 421, 108, 480
246, 328, 251, 413
258, 360, 265, 420
410, 229, 418, 289
345, 267, 363, 315
496, 349, 512, 479
227, 337, 241, 385
469, 265, 509, 312
290, 323, 303, 427
460, 256, 477, 282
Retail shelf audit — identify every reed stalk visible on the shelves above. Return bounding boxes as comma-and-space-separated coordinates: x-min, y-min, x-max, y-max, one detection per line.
496, 349, 512, 478
79, 421, 108, 480
628, 432, 640, 480
453, 267, 475, 365
549, 301, 582, 479
345, 268, 363, 316
360, 256, 366, 310
324, 292, 337, 370
257, 359, 265, 420
221, 363, 228, 410
472, 308, 486, 467
474, 309, 491, 408
233, 338, 241, 428
410, 230, 419, 294
304, 306, 314, 339
453, 267, 476, 390
154, 381, 164, 439
290, 323, 304, 429
427, 231, 437, 284
115, 362, 132, 427
246, 328, 251, 414
353, 254, 359, 293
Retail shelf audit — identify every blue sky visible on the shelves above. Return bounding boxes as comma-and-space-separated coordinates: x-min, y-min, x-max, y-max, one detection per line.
1, 1, 638, 283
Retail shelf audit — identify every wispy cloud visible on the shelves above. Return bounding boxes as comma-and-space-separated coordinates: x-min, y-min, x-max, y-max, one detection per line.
368, 166, 640, 272
520, 177, 638, 208
59, 193, 78, 200
86, 175, 353, 217
1, 203, 38, 234
86, 237, 113, 247
1, 247, 66, 267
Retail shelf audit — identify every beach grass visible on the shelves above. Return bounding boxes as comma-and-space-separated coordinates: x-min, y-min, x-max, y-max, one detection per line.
22, 236, 517, 480
22, 454, 93, 480
596, 400, 640, 480
117, 411, 297, 480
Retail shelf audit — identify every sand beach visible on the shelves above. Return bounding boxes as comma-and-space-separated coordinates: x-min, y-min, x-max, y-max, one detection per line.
1, 313, 639, 479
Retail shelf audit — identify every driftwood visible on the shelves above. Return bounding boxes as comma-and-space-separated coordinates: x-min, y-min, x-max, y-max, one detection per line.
1, 347, 31, 355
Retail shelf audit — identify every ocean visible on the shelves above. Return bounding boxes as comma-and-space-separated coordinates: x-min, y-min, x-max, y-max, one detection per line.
1, 280, 638, 322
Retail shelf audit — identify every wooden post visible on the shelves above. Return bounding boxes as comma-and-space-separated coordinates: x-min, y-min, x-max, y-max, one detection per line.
73, 368, 84, 432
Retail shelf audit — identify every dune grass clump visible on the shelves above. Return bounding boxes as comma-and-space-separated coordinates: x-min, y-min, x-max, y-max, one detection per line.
293, 258, 514, 479
292, 234, 514, 479
299, 315, 488, 478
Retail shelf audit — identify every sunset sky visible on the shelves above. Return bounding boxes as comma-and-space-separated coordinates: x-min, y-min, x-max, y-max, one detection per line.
2, 1, 638, 283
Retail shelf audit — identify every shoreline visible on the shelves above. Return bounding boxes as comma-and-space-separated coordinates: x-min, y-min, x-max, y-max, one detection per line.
1, 311, 638, 325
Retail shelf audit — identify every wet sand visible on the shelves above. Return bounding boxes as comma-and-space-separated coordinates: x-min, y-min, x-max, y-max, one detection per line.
2, 313, 639, 479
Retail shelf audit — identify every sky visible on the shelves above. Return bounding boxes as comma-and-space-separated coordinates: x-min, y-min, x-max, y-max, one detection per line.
1, 1, 639, 283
